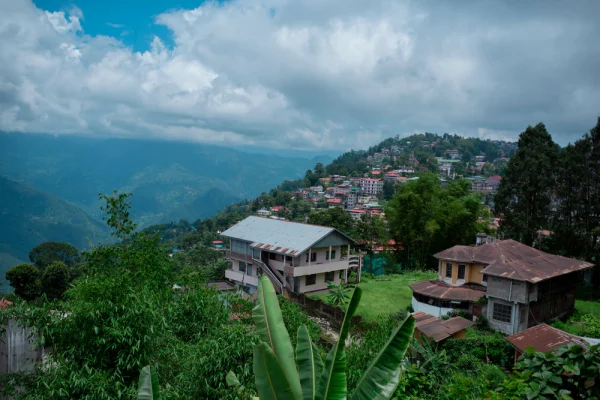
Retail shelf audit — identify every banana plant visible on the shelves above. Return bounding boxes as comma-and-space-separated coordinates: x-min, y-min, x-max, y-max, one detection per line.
242, 275, 415, 400
137, 365, 160, 400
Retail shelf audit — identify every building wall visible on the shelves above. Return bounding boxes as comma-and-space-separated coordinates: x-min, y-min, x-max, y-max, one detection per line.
486, 277, 528, 303
0, 319, 43, 374
411, 297, 454, 318
296, 246, 344, 267
298, 270, 343, 293
437, 260, 485, 286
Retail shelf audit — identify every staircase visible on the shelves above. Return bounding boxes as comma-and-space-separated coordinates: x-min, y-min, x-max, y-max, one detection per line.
253, 258, 284, 294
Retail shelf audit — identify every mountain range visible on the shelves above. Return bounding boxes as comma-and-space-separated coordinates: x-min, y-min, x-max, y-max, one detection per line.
0, 133, 332, 284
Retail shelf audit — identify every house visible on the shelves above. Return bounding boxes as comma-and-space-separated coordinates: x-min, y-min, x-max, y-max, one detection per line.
327, 198, 342, 207
212, 240, 225, 250
485, 176, 502, 192
349, 208, 367, 220
410, 240, 594, 335
257, 208, 271, 216
221, 216, 359, 295
446, 149, 460, 159
413, 311, 474, 343
359, 178, 383, 195
505, 323, 595, 364
271, 205, 286, 213
408, 152, 420, 166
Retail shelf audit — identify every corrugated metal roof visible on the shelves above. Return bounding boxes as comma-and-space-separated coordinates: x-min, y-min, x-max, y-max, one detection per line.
505, 323, 591, 353
413, 311, 474, 342
221, 216, 356, 256
433, 240, 594, 283
410, 280, 486, 301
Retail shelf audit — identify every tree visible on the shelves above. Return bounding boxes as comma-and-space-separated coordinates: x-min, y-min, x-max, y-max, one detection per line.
307, 207, 354, 233
314, 162, 325, 178
41, 261, 70, 299
382, 180, 395, 200
29, 241, 79, 269
495, 123, 559, 245
386, 174, 487, 268
326, 281, 352, 306
5, 263, 42, 301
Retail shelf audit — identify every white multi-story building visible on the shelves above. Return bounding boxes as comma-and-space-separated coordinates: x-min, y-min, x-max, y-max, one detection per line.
359, 178, 383, 195
221, 216, 361, 295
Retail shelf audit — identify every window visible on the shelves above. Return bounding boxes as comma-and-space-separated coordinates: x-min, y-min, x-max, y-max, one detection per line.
325, 271, 335, 281
311, 252, 317, 262
331, 250, 336, 259
285, 256, 293, 263
446, 262, 452, 278
458, 264, 466, 280
306, 274, 316, 286
238, 261, 246, 273
339, 270, 344, 279
492, 303, 512, 323
520, 308, 527, 324
269, 252, 277, 260
482, 274, 488, 283
326, 251, 330, 260
247, 265, 253, 276
306, 253, 309, 263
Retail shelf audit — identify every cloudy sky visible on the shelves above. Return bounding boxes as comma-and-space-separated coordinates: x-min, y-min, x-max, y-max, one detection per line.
1, 0, 599, 150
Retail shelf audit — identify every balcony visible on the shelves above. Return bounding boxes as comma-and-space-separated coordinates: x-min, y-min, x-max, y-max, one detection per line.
225, 269, 258, 287
225, 250, 254, 263
290, 260, 351, 277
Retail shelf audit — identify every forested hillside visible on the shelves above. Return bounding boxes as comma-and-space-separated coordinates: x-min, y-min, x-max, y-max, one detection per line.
0, 176, 108, 286
0, 133, 328, 227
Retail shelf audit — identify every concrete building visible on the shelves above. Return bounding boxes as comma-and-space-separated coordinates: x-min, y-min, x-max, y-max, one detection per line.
221, 216, 360, 295
410, 240, 594, 335
359, 178, 383, 195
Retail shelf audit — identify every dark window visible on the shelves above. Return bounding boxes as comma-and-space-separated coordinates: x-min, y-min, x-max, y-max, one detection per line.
239, 261, 246, 273
482, 274, 488, 282
520, 308, 527, 324
331, 250, 336, 259
325, 271, 335, 281
458, 264, 466, 280
339, 270, 344, 279
492, 303, 512, 323
446, 262, 452, 278
306, 253, 309, 263
285, 256, 292, 263
326, 251, 330, 260
306, 274, 316, 286
269, 252, 277, 260
311, 252, 317, 262
247, 265, 253, 276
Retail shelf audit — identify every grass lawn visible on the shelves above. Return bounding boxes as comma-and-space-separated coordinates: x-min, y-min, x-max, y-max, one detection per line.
307, 271, 436, 321
575, 300, 600, 318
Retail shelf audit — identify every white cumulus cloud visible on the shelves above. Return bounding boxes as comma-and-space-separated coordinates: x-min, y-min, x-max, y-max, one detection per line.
0, 0, 599, 149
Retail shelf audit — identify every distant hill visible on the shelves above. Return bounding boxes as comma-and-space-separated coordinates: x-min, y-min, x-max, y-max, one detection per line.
0, 176, 109, 286
0, 133, 323, 227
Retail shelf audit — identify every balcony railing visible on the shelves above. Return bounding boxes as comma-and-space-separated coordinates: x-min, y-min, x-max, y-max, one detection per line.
290, 260, 351, 277
225, 269, 258, 287
224, 250, 254, 263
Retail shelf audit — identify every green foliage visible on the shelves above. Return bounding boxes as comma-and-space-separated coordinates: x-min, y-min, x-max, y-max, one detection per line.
99, 191, 138, 240
511, 344, 600, 399
495, 123, 559, 245
5, 263, 41, 301
247, 276, 415, 400
29, 241, 79, 269
41, 261, 70, 299
326, 281, 352, 307
385, 174, 488, 268
440, 332, 513, 367
308, 207, 354, 234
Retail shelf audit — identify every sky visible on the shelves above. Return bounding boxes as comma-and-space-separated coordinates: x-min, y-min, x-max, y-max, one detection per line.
0, 0, 599, 151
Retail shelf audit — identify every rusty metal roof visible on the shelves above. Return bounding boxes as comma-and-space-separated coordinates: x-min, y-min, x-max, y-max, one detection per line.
221, 216, 356, 256
505, 323, 590, 353
433, 240, 594, 283
413, 311, 474, 342
410, 280, 486, 301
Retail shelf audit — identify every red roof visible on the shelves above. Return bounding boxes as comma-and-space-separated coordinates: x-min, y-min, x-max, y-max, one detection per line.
0, 298, 13, 310
413, 311, 474, 342
271, 205, 285, 212
505, 324, 590, 354
410, 280, 486, 302
433, 240, 594, 283
327, 198, 341, 204
350, 209, 366, 213
212, 240, 224, 244
396, 177, 409, 181
371, 170, 381, 175
486, 175, 502, 181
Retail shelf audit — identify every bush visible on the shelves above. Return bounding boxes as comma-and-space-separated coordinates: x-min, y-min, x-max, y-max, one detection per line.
440, 333, 513, 367
440, 309, 469, 320
475, 315, 490, 330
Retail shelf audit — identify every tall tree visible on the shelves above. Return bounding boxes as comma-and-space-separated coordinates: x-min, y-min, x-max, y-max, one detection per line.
29, 241, 79, 269
495, 123, 559, 245
5, 263, 42, 301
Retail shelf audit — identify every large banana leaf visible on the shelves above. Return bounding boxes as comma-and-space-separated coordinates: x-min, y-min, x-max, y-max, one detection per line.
296, 325, 324, 400
137, 365, 160, 400
316, 286, 362, 400
254, 341, 301, 400
253, 276, 303, 399
350, 315, 415, 400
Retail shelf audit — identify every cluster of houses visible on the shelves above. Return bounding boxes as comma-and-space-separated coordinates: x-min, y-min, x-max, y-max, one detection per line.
219, 216, 598, 359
